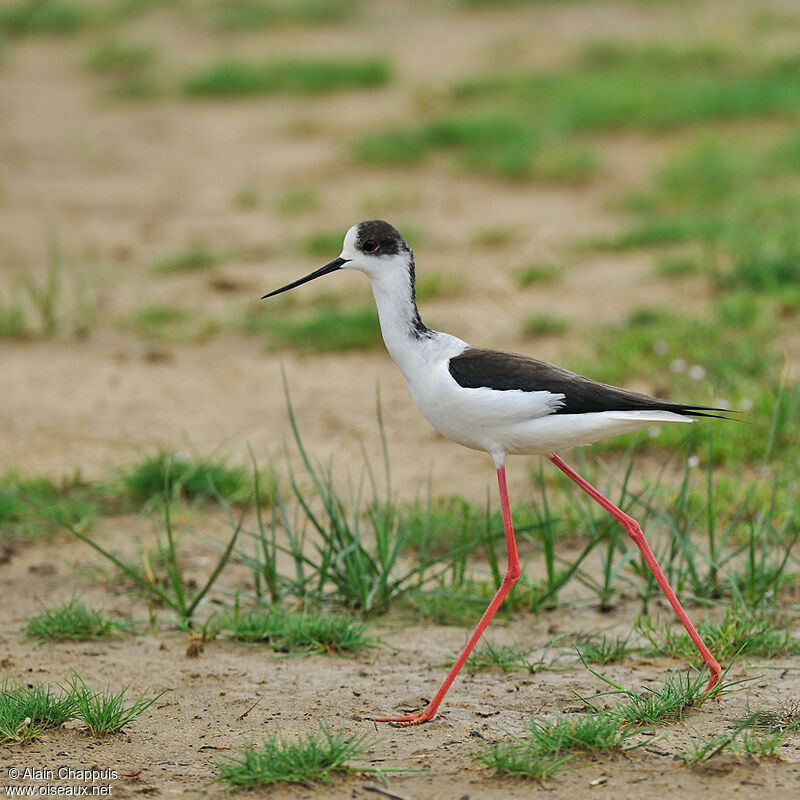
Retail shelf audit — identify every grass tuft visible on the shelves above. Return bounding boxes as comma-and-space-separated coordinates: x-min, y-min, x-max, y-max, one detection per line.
637, 606, 800, 665
575, 634, 633, 665
119, 451, 256, 505
184, 58, 390, 97
609, 669, 716, 725
64, 673, 164, 735
208, 0, 355, 31
25, 598, 130, 642
477, 712, 633, 778
153, 246, 219, 274
522, 313, 569, 337
247, 304, 382, 353
465, 641, 546, 673
0, 679, 76, 743
1, 470, 113, 541
215, 726, 375, 789
216, 605, 373, 654
0, 1, 86, 36
511, 263, 562, 287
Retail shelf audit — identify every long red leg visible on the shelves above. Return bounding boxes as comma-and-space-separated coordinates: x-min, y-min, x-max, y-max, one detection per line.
371, 464, 521, 725
548, 452, 721, 692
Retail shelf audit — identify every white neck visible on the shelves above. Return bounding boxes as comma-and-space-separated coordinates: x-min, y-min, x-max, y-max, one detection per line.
367, 256, 432, 379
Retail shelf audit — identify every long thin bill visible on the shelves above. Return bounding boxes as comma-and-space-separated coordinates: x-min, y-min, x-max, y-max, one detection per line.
261, 257, 349, 299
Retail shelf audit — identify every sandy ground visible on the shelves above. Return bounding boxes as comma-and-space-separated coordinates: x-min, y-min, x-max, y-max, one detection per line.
1, 1, 799, 797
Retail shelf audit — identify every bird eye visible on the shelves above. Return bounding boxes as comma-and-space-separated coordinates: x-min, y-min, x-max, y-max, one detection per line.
363, 239, 379, 253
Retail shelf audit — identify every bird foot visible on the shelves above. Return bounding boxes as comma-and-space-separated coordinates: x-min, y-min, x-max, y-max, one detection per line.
370, 708, 436, 727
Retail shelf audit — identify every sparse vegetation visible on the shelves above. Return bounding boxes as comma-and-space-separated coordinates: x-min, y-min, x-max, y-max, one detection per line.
1, 470, 114, 541
207, 0, 356, 31
0, 679, 76, 743
184, 58, 390, 97
511, 263, 562, 287
64, 672, 164, 735
153, 246, 219, 274
522, 313, 569, 337
215, 727, 375, 789
126, 304, 220, 342
25, 598, 131, 641
215, 604, 373, 654
0, 1, 87, 36
249, 304, 382, 353
1, 673, 161, 742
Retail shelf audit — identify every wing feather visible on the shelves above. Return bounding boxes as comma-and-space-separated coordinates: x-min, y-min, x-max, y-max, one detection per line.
448, 347, 732, 418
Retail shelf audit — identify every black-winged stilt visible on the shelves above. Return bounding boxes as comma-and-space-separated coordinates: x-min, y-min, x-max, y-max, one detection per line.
264, 220, 728, 726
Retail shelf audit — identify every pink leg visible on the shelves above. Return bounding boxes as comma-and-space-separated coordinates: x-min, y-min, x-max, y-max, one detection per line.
371, 464, 521, 726
548, 453, 721, 692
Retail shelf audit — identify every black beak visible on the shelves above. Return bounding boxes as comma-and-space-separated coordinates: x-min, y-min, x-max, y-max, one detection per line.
261, 257, 349, 299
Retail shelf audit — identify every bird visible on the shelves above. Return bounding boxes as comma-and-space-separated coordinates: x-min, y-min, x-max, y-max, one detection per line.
263, 219, 728, 726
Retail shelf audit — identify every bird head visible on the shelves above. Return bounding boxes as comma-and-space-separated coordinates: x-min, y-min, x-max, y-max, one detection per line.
262, 220, 411, 299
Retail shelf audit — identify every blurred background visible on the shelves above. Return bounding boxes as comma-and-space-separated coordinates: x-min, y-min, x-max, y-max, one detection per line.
0, 0, 798, 501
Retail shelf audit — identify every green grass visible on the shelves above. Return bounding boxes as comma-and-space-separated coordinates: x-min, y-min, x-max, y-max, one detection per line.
119, 451, 256, 506
0, 297, 30, 339
735, 727, 793, 758
233, 184, 261, 210
249, 305, 382, 353
406, 579, 511, 627
574, 634, 633, 665
152, 246, 219, 274
477, 712, 635, 778
522, 313, 569, 337
230, 392, 491, 616
606, 669, 719, 726
415, 271, 464, 301
0, 238, 98, 339
511, 263, 562, 287
1, 673, 162, 742
61, 494, 245, 627
86, 40, 160, 98
743, 703, 800, 732
0, 679, 76, 743
592, 132, 800, 299
1, 470, 114, 541
569, 302, 796, 465
654, 255, 702, 278
637, 606, 800, 665
355, 111, 598, 181
126, 304, 220, 343
215, 605, 373, 654
64, 673, 163, 735
87, 40, 156, 75
275, 187, 319, 215
25, 598, 130, 642
183, 58, 390, 97
472, 226, 518, 248
214, 727, 375, 789
355, 43, 800, 181
207, 0, 355, 30
0, 1, 87, 35
465, 641, 546, 673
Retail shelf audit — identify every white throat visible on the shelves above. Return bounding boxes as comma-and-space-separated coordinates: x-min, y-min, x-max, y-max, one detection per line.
365, 254, 432, 378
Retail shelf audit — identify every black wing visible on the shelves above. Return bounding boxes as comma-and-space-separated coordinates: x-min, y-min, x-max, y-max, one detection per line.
448, 347, 732, 418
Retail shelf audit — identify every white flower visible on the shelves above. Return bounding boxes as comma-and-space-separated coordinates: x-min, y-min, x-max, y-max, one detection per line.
670, 358, 686, 373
